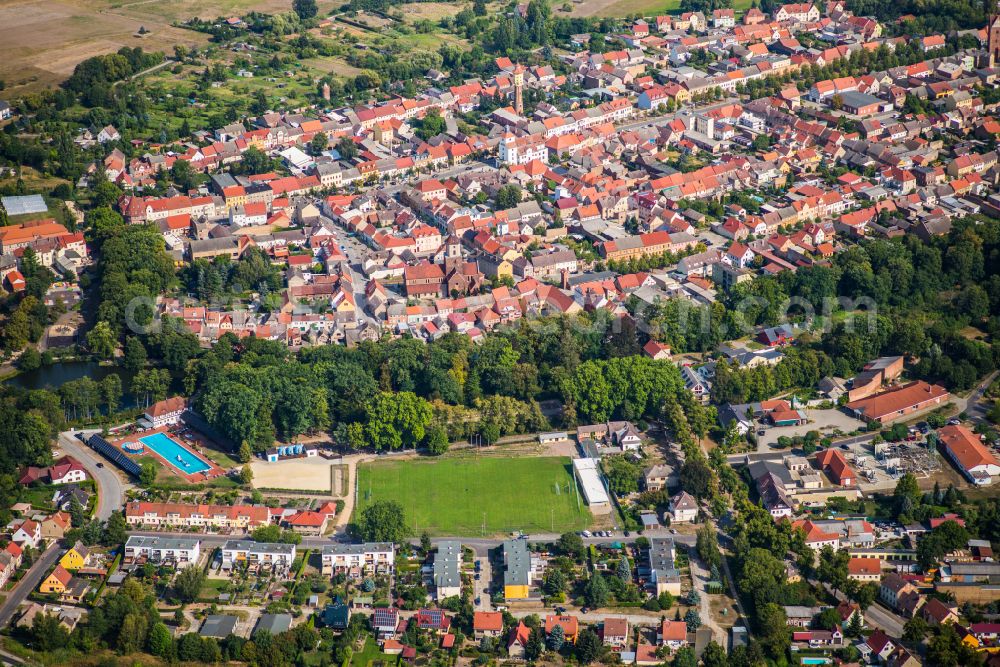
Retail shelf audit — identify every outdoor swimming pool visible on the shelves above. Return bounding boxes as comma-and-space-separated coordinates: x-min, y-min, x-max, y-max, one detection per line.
800, 659, 831, 666
139, 432, 212, 474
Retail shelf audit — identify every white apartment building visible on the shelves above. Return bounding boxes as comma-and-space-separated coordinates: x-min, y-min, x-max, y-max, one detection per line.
320, 543, 395, 576
221, 540, 296, 570
124, 536, 201, 568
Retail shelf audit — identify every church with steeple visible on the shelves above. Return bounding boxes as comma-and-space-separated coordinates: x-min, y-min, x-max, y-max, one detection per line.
986, 0, 1000, 68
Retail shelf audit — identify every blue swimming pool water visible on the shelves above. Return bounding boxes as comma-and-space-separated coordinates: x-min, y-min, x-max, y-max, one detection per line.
139, 432, 211, 474
800, 659, 831, 666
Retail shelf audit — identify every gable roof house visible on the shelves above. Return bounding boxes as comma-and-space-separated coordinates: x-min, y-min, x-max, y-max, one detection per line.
938, 424, 1000, 486
815, 448, 856, 486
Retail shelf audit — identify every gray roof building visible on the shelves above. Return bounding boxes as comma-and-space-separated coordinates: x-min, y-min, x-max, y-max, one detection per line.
433, 540, 462, 594
200, 615, 239, 638
255, 613, 293, 635
502, 538, 532, 589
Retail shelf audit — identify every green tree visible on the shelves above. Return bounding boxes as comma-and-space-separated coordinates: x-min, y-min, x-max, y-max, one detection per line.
148, 622, 174, 659
103, 510, 128, 546
495, 184, 522, 209
309, 132, 328, 156
87, 321, 117, 359
585, 573, 608, 608
557, 531, 584, 560
547, 623, 565, 651
101, 373, 123, 413
575, 628, 602, 664
173, 566, 205, 603
617, 555, 631, 582
364, 392, 432, 450
756, 603, 790, 659
526, 628, 544, 660
416, 107, 446, 140
337, 136, 358, 160
357, 500, 408, 542
903, 616, 929, 642
696, 523, 721, 567
425, 425, 449, 455
293, 0, 318, 20
815, 607, 842, 630
240, 465, 253, 485
139, 461, 157, 487
680, 458, 714, 499
123, 336, 147, 372
701, 641, 727, 667
672, 647, 697, 667
239, 440, 253, 463
894, 472, 921, 503
32, 613, 70, 652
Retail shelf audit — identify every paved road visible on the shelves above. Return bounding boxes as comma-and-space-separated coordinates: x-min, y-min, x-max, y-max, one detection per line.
0, 543, 61, 628
58, 430, 128, 521
810, 577, 904, 637
130, 529, 694, 555
956, 371, 998, 423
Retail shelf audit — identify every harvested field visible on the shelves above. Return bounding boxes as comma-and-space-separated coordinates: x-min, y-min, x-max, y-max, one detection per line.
0, 0, 336, 95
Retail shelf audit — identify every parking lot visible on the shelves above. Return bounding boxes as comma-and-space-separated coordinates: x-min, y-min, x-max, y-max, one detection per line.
755, 408, 866, 451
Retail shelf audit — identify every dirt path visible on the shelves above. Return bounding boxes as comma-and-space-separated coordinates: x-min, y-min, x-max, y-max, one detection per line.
332, 453, 368, 530
688, 549, 725, 645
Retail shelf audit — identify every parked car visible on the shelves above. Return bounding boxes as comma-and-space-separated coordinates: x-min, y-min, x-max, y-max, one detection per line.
947, 418, 961, 425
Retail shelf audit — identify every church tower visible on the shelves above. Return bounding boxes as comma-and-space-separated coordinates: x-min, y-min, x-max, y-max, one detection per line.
513, 64, 526, 115
990, 0, 1000, 68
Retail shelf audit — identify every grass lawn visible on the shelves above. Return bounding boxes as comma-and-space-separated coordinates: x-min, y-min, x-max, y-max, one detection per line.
351, 637, 399, 667
198, 578, 231, 601
356, 456, 592, 536
22, 485, 57, 511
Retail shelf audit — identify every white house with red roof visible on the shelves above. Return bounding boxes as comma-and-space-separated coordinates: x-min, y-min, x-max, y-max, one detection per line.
11, 519, 41, 549
47, 457, 87, 485
142, 396, 187, 428
938, 424, 1000, 486
723, 242, 755, 268
657, 619, 688, 649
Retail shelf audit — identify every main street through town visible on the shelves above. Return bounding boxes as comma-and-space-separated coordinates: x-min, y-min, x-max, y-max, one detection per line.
0, 544, 60, 629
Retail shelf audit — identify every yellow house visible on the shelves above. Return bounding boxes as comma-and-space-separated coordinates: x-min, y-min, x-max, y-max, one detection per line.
39, 565, 72, 595
502, 540, 531, 601
504, 583, 529, 600
59, 542, 89, 571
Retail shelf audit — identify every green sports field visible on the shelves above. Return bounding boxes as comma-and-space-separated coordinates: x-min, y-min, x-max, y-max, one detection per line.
355, 456, 592, 536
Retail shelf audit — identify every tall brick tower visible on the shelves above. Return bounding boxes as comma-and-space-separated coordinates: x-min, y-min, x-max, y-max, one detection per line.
513, 64, 526, 115
990, 1, 1000, 68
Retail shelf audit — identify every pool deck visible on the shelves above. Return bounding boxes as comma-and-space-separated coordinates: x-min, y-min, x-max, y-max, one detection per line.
110, 425, 226, 482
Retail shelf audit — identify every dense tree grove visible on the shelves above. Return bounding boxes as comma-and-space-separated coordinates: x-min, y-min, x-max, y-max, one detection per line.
635, 216, 1000, 404
64, 48, 164, 107
845, 0, 988, 33
181, 312, 705, 452
93, 218, 176, 335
